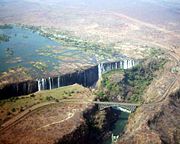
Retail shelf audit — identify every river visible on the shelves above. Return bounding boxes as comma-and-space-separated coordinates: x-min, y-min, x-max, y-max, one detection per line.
104, 109, 129, 144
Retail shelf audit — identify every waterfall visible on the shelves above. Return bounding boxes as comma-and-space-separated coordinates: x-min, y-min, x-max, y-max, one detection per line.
37, 79, 47, 91
120, 61, 122, 69
129, 59, 135, 69
115, 62, 118, 70
120, 61, 123, 69
127, 60, 129, 69
35, 59, 136, 92
123, 59, 127, 69
98, 63, 102, 79
49, 77, 52, 90
123, 60, 126, 69
42, 78, 45, 90
102, 63, 105, 72
132, 60, 135, 66
1, 65, 100, 98
130, 60, 133, 68
126, 59, 129, 69
128, 60, 132, 68
37, 80, 41, 91
131, 60, 133, 67
107, 63, 111, 71
58, 76, 60, 88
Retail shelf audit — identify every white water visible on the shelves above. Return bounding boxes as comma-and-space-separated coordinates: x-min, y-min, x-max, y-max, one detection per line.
116, 107, 131, 113
42, 78, 45, 90
58, 76, 60, 87
38, 80, 41, 91
37, 59, 136, 91
98, 63, 102, 79
49, 77, 52, 90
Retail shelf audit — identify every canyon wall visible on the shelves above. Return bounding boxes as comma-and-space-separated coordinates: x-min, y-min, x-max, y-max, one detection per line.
57, 105, 120, 144
117, 89, 180, 144
0, 59, 136, 99
37, 65, 98, 91
0, 80, 38, 99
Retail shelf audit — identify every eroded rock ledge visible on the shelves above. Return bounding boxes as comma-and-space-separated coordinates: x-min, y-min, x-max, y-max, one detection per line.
118, 89, 180, 144
57, 105, 120, 144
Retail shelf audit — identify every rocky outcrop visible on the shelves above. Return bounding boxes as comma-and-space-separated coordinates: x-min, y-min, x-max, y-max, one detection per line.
147, 91, 180, 143
57, 106, 120, 144
117, 89, 180, 144
56, 123, 89, 144
0, 80, 38, 99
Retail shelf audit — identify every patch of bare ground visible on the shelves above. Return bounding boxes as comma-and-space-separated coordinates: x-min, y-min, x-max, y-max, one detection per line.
1, 1, 179, 60
0, 102, 93, 144
0, 84, 93, 127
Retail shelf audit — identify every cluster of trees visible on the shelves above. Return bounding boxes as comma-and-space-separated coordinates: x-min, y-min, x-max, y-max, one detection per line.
0, 34, 10, 43
0, 24, 13, 29
96, 58, 166, 103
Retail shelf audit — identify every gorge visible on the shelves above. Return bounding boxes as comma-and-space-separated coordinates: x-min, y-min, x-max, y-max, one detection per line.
0, 59, 136, 99
1, 0, 179, 143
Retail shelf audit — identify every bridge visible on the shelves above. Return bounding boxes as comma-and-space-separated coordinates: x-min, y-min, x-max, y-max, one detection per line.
0, 100, 140, 133
92, 101, 140, 113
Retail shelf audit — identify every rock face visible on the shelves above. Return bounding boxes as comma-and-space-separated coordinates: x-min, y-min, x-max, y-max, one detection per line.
0, 66, 98, 99
0, 80, 38, 99
56, 123, 89, 144
147, 91, 180, 143
37, 65, 99, 91
38, 60, 136, 91
117, 90, 180, 144
57, 106, 120, 144
0, 60, 136, 99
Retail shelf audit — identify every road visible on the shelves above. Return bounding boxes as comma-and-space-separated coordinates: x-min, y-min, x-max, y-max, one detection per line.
92, 101, 140, 106
1, 46, 179, 134
0, 98, 140, 133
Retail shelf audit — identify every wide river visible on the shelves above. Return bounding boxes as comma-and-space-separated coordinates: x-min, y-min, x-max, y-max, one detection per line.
0, 25, 96, 77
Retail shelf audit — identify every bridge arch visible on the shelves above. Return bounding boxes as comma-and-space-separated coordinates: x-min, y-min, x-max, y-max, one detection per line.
94, 102, 139, 113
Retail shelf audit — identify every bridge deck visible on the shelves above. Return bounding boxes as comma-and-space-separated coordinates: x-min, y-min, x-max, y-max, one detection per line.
92, 101, 140, 106
92, 101, 140, 112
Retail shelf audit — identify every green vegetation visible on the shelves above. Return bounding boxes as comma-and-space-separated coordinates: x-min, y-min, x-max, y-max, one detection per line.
11, 108, 16, 112
82, 106, 120, 144
171, 66, 180, 73
0, 24, 13, 29
23, 25, 120, 61
0, 84, 86, 125
46, 96, 53, 101
0, 34, 10, 43
52, 33, 118, 60
23, 35, 28, 38
148, 47, 165, 58
31, 61, 48, 72
96, 58, 167, 103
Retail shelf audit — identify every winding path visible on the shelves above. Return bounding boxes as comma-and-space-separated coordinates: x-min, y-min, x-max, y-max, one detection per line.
0, 99, 138, 133
1, 46, 180, 134
36, 109, 77, 131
